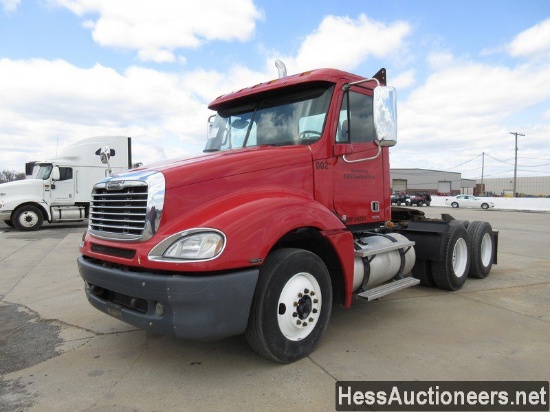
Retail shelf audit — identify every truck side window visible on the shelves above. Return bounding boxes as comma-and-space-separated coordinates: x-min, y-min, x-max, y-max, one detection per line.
58, 167, 73, 181
337, 91, 374, 143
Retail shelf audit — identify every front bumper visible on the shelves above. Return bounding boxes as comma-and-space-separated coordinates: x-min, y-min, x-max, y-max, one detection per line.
77, 256, 259, 341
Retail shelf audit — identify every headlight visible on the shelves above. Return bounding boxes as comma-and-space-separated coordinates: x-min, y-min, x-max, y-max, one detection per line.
149, 229, 226, 262
164, 232, 224, 259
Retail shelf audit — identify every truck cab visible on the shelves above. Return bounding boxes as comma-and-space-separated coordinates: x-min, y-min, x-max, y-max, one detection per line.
0, 136, 132, 231
204, 68, 395, 227
78, 67, 497, 363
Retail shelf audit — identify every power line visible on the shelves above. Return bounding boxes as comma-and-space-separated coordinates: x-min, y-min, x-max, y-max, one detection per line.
485, 154, 514, 165
485, 153, 550, 168
446, 153, 482, 170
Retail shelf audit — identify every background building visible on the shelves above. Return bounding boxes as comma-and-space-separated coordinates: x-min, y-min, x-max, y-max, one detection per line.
390, 168, 475, 195
390, 169, 550, 197
477, 176, 550, 197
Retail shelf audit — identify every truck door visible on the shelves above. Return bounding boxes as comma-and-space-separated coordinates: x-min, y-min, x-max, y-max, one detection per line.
50, 167, 75, 205
331, 88, 388, 225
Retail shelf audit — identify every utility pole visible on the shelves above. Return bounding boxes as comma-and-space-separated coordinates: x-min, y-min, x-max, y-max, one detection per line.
481, 152, 485, 196
510, 132, 525, 197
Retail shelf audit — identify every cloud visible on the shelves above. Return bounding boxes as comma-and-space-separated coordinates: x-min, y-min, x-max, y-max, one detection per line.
392, 70, 416, 91
508, 18, 550, 60
0, 58, 209, 169
2, 11, 549, 181
0, 56, 281, 171
0, 0, 19, 12
51, 0, 264, 62
274, 14, 411, 74
394, 57, 550, 177
427, 51, 455, 69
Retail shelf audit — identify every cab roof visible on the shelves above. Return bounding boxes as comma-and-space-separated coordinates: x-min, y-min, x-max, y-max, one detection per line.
207, 68, 366, 111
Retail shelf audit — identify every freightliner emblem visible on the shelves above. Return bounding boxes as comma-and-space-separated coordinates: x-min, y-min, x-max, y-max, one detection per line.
106, 181, 125, 190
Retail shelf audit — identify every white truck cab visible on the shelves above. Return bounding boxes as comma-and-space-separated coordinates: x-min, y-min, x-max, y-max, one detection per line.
0, 136, 132, 231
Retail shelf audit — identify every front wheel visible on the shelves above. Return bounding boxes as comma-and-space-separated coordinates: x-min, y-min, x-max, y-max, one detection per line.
245, 248, 332, 363
13, 205, 44, 231
481, 203, 489, 209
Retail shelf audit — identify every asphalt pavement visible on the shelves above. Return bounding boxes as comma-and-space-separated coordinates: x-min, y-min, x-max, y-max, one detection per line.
0, 208, 549, 411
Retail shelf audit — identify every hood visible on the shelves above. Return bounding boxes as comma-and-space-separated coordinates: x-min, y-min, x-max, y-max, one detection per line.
0, 179, 44, 201
126, 145, 313, 190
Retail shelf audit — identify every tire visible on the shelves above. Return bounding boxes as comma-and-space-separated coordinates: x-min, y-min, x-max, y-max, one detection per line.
451, 202, 459, 208
425, 201, 431, 207
245, 248, 332, 363
417, 201, 424, 207
432, 221, 470, 291
467, 221, 494, 279
481, 203, 489, 209
454, 220, 470, 229
4, 220, 14, 228
412, 259, 435, 287
12, 205, 44, 231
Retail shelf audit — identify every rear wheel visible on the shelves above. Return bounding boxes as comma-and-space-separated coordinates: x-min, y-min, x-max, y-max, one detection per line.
13, 205, 43, 231
4, 220, 14, 228
412, 259, 434, 287
467, 221, 494, 279
451, 202, 459, 208
432, 221, 470, 291
245, 248, 332, 363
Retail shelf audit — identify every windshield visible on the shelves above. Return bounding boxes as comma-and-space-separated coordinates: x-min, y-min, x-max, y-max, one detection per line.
35, 164, 53, 180
205, 84, 334, 152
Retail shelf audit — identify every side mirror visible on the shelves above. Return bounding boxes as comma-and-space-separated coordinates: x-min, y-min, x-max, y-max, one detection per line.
207, 114, 216, 137
100, 145, 111, 164
373, 86, 397, 147
51, 166, 60, 181
99, 145, 114, 176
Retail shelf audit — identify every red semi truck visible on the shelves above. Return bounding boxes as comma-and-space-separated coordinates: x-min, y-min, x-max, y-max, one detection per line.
78, 66, 498, 363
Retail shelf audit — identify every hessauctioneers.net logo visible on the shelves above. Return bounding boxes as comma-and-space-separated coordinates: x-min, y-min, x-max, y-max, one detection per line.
335, 381, 549, 411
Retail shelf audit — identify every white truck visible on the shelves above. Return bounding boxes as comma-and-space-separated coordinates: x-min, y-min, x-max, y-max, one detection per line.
0, 136, 132, 231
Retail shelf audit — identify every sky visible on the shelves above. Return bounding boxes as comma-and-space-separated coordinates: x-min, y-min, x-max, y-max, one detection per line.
1, 0, 549, 180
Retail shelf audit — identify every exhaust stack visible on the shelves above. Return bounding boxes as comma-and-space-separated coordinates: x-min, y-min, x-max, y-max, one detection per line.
275, 60, 287, 78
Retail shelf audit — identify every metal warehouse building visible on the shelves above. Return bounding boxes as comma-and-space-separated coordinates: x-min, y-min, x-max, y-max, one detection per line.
390, 169, 550, 197
478, 176, 550, 197
390, 168, 475, 195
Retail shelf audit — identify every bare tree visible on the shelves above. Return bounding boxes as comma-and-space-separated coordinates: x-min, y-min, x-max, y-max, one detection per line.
0, 170, 26, 184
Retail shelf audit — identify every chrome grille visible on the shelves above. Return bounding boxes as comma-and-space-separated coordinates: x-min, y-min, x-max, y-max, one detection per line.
88, 171, 165, 242
89, 182, 148, 240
